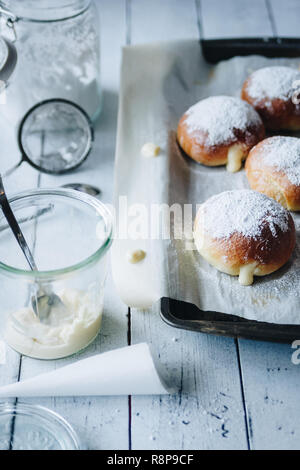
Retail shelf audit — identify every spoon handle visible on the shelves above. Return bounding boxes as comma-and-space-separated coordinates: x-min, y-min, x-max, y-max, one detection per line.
0, 176, 37, 271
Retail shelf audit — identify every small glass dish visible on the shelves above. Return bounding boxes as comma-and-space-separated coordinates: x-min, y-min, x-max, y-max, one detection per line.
0, 188, 113, 360
0, 402, 82, 450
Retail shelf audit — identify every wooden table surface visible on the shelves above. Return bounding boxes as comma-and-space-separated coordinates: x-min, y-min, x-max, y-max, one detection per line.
1, 0, 300, 450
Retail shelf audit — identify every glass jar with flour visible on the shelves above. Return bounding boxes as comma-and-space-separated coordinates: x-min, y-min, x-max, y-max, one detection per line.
0, 188, 113, 360
0, 0, 102, 125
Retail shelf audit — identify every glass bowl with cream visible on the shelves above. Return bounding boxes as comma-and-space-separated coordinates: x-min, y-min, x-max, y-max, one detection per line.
0, 188, 113, 360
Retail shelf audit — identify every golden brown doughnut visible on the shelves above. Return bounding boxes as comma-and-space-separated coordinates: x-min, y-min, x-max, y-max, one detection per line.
241, 66, 300, 130
193, 190, 295, 285
177, 95, 265, 172
246, 136, 300, 211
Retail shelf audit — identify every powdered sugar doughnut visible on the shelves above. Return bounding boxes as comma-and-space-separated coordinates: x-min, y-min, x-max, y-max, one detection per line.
177, 96, 265, 173
246, 136, 300, 211
241, 66, 300, 130
194, 190, 295, 285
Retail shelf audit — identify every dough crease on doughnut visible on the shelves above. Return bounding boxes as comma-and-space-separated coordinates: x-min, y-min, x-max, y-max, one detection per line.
177, 95, 265, 172
194, 190, 296, 285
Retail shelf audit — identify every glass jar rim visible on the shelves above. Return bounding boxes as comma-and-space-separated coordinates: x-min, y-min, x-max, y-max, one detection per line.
0, 187, 113, 279
0, 0, 91, 22
0, 402, 82, 450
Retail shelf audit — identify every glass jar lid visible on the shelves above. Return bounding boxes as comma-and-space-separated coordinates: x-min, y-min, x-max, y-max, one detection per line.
0, 402, 82, 450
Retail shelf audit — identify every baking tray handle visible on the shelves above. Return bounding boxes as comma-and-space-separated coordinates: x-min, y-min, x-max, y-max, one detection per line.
160, 297, 300, 343
201, 37, 300, 63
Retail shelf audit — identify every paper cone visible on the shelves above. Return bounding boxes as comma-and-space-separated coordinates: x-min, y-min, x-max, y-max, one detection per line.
0, 343, 172, 397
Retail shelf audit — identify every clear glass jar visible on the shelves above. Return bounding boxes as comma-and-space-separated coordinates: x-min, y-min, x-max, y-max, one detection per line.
0, 188, 113, 360
0, 0, 102, 125
0, 403, 82, 450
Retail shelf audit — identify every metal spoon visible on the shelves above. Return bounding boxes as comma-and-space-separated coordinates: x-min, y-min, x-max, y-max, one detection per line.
0, 175, 69, 324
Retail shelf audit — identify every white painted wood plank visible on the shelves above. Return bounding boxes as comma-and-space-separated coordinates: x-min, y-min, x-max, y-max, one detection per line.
15, 0, 130, 450
268, 0, 300, 36
131, 307, 248, 450
0, 117, 40, 382
200, 0, 300, 450
129, 0, 248, 450
200, 0, 273, 38
0, 105, 41, 449
131, 0, 199, 43
238, 340, 300, 449
230, 0, 300, 450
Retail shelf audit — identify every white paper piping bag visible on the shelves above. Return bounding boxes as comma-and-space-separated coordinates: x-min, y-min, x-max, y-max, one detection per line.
0, 343, 173, 397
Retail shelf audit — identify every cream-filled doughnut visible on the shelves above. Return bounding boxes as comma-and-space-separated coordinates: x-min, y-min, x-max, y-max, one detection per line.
246, 136, 300, 211
177, 95, 265, 172
194, 190, 295, 285
241, 66, 300, 130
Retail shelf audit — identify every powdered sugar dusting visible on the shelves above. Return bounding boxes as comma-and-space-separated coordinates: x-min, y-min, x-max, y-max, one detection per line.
184, 95, 262, 146
257, 136, 300, 186
201, 190, 290, 240
246, 66, 300, 104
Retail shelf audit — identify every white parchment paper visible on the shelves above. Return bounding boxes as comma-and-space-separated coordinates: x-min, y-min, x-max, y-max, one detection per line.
0, 344, 171, 397
113, 40, 300, 324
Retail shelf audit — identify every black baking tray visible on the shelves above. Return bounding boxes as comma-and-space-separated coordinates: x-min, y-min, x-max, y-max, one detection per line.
160, 298, 300, 343
162, 37, 300, 343
201, 37, 300, 63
